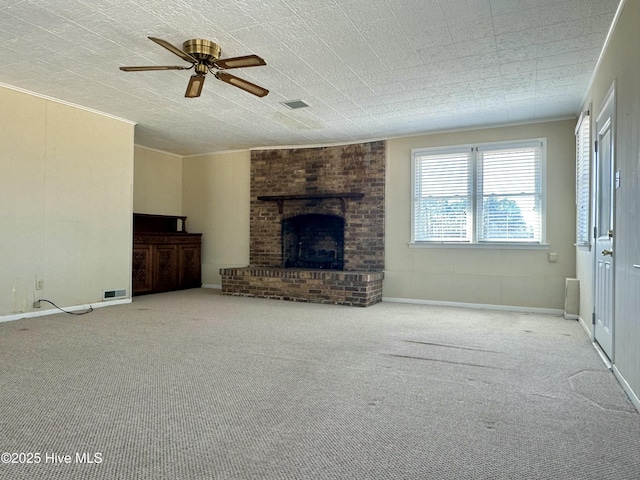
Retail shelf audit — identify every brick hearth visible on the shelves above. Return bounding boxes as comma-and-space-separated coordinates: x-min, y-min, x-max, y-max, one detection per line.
220, 268, 384, 307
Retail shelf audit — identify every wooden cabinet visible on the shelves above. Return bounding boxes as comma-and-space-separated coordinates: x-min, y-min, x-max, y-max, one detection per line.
133, 214, 202, 296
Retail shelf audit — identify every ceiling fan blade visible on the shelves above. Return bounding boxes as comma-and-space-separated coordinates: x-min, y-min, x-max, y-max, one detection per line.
216, 72, 269, 97
120, 65, 191, 71
185, 74, 206, 98
214, 54, 266, 70
148, 36, 197, 64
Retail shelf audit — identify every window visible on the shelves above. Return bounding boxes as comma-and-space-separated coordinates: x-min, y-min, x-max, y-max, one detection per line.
412, 139, 545, 244
575, 111, 590, 246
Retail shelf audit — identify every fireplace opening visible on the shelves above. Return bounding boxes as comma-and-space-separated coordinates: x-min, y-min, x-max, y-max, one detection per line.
282, 214, 344, 270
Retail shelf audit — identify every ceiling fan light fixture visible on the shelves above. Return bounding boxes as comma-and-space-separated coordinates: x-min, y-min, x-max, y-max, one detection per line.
185, 74, 206, 98
120, 37, 268, 99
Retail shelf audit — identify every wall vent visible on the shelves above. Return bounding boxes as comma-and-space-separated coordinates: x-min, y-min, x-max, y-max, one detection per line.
103, 289, 127, 301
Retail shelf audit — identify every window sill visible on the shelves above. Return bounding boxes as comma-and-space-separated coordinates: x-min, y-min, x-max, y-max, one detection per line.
409, 242, 550, 250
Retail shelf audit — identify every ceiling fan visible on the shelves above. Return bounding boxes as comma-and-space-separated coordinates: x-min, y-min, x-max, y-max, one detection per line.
120, 37, 269, 98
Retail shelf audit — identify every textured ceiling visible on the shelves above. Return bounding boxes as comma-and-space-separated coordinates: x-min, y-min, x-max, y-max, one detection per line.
0, 0, 620, 156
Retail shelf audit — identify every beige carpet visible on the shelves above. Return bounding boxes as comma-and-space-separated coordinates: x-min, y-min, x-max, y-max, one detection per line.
1, 288, 638, 479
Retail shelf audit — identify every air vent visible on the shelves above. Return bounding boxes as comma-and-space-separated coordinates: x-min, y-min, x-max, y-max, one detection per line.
103, 289, 127, 300
281, 99, 310, 110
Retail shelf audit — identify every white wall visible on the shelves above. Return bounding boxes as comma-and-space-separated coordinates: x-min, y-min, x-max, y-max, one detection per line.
385, 120, 577, 310
182, 151, 251, 286
577, 0, 640, 403
0, 86, 135, 317
133, 146, 183, 216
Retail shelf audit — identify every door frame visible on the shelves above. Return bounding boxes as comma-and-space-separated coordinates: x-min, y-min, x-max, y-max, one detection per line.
592, 83, 616, 361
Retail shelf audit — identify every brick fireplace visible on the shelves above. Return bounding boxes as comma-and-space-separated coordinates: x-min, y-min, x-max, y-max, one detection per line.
220, 140, 385, 306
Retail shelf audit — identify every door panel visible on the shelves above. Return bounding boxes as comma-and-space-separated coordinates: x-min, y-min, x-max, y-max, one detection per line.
595, 257, 613, 354
594, 89, 615, 359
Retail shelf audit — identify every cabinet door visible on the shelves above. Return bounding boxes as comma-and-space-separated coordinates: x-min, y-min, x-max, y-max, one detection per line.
154, 245, 179, 292
179, 244, 201, 289
132, 245, 153, 295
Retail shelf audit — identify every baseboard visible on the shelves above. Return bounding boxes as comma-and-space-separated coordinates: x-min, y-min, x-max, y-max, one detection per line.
612, 365, 640, 413
381, 297, 563, 315
0, 298, 132, 324
563, 313, 579, 320
591, 341, 613, 369
577, 315, 594, 339
202, 284, 222, 290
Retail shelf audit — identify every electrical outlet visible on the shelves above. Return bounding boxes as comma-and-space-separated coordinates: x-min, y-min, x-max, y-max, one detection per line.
33, 301, 41, 308
36, 279, 44, 290
548, 252, 558, 263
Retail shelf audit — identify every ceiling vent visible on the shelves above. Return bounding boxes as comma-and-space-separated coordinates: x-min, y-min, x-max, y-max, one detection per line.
281, 99, 310, 110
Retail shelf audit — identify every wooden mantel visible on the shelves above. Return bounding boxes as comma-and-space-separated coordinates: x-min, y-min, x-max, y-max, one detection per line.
257, 193, 365, 214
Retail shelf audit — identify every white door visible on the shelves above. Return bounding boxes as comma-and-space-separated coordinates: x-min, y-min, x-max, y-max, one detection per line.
594, 90, 615, 359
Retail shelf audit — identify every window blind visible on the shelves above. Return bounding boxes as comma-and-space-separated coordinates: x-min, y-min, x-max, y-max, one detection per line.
477, 143, 542, 242
413, 149, 472, 241
575, 112, 590, 245
412, 139, 545, 244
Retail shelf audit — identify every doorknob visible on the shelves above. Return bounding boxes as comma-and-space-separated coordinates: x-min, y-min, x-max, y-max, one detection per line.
602, 249, 613, 256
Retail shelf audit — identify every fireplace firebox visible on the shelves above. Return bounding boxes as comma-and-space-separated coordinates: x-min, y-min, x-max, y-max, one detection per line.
282, 214, 344, 270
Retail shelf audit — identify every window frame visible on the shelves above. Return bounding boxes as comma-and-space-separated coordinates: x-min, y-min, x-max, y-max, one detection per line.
410, 138, 547, 248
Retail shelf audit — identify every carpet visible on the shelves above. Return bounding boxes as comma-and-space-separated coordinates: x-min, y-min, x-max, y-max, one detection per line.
0, 289, 638, 479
